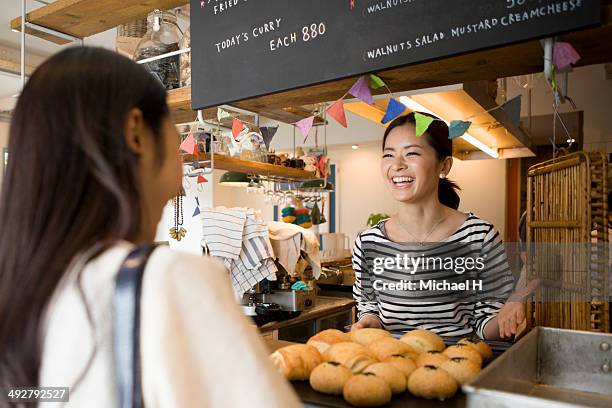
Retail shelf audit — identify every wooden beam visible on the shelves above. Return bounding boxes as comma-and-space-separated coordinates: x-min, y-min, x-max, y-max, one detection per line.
10, 0, 188, 44
0, 44, 38, 76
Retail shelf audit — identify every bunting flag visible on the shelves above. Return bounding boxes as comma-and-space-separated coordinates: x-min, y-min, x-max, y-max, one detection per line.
348, 76, 373, 104
448, 120, 472, 139
500, 95, 522, 129
369, 74, 386, 90
381, 98, 406, 124
295, 116, 315, 143
193, 143, 199, 157
193, 206, 201, 217
232, 118, 244, 139
179, 134, 196, 154
197, 175, 208, 183
260, 126, 279, 149
553, 42, 580, 71
217, 108, 230, 122
414, 112, 435, 137
327, 98, 347, 128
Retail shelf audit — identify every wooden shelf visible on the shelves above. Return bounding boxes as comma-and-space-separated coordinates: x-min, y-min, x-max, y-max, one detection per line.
188, 154, 316, 180
167, 87, 325, 125
11, 0, 188, 44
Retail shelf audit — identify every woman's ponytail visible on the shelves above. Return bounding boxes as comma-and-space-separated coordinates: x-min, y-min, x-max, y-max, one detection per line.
438, 178, 461, 210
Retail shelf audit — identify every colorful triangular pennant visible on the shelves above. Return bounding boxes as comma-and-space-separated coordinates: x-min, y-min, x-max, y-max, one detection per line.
414, 112, 435, 137
327, 99, 347, 128
193, 206, 201, 217
260, 126, 279, 149
369, 74, 385, 90
381, 98, 406, 124
193, 142, 199, 157
553, 42, 580, 71
448, 120, 472, 139
197, 175, 208, 184
295, 116, 315, 143
500, 95, 522, 129
348, 76, 373, 105
179, 134, 196, 154
232, 118, 244, 139
217, 108, 230, 122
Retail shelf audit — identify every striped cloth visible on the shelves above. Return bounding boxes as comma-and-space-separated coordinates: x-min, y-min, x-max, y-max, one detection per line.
353, 213, 514, 339
202, 207, 277, 297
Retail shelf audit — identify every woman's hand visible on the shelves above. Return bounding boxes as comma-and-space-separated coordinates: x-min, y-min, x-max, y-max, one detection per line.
351, 314, 382, 331
496, 301, 525, 339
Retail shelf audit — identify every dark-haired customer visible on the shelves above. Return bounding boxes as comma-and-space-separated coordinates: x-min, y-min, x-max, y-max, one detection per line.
0, 47, 300, 407
351, 113, 524, 340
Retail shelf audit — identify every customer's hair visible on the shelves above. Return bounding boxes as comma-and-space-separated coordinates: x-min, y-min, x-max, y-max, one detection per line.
382, 112, 460, 209
0, 47, 169, 387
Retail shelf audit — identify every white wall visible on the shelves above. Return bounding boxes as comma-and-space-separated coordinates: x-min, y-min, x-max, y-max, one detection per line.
507, 64, 612, 152
0, 122, 9, 189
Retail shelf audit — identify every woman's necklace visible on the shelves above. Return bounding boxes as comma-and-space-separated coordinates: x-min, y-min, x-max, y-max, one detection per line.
398, 216, 447, 245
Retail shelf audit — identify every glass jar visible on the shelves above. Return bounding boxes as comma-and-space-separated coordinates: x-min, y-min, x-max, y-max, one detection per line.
134, 10, 182, 90
179, 26, 191, 87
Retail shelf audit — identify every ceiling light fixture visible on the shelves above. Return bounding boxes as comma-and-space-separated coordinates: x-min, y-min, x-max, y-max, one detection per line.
351, 144, 359, 150
398, 96, 499, 159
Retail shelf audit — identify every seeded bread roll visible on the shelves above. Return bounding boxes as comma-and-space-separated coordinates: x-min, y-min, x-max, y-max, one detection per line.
309, 362, 353, 395
407, 365, 458, 400
457, 338, 493, 362
343, 374, 392, 407
363, 362, 407, 394
415, 350, 450, 367
399, 329, 446, 354
382, 354, 417, 379
350, 328, 392, 346
307, 329, 351, 354
443, 344, 483, 367
440, 357, 482, 385
323, 342, 377, 374
269, 344, 323, 381
367, 337, 419, 361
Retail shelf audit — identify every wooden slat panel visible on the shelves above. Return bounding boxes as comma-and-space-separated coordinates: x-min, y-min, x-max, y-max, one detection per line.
10, 0, 188, 44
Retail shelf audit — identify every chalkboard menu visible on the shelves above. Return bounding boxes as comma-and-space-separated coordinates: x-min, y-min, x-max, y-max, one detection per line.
191, 0, 600, 110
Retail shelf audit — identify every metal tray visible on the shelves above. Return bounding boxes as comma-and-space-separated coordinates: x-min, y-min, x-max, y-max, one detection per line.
463, 327, 612, 408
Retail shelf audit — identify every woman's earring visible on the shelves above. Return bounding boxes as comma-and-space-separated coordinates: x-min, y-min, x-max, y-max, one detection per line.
439, 173, 446, 179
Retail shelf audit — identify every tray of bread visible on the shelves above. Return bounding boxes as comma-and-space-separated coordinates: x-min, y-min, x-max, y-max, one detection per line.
270, 328, 503, 407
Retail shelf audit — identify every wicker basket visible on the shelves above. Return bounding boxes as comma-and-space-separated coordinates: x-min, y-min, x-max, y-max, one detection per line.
525, 151, 609, 333
117, 18, 147, 38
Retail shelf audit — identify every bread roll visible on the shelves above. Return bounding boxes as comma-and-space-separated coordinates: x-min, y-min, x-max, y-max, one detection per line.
382, 354, 417, 379
363, 362, 407, 394
269, 344, 322, 381
440, 357, 481, 385
343, 374, 392, 407
443, 344, 483, 367
367, 337, 418, 361
307, 329, 351, 354
310, 362, 352, 395
399, 329, 445, 354
323, 342, 377, 374
457, 338, 493, 362
407, 365, 458, 400
415, 350, 449, 367
350, 328, 391, 346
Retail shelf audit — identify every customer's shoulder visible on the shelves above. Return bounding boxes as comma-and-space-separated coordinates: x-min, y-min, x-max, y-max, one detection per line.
148, 245, 227, 281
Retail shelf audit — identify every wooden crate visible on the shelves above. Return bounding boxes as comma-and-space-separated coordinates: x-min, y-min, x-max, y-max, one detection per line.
526, 151, 609, 333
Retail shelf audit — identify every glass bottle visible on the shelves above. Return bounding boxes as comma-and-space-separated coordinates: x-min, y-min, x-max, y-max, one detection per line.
134, 10, 182, 90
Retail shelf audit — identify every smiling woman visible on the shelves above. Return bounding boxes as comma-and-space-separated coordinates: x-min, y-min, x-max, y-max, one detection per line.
351, 112, 523, 341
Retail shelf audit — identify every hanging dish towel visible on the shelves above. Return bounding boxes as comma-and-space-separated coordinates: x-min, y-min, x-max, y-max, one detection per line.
267, 221, 321, 279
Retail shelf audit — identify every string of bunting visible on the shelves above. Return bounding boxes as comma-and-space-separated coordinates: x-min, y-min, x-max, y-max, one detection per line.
290, 39, 582, 144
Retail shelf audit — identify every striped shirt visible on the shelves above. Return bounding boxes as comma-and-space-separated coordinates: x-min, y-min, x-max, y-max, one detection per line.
352, 213, 514, 339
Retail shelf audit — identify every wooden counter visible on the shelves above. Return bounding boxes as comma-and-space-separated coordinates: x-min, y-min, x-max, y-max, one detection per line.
259, 296, 355, 334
